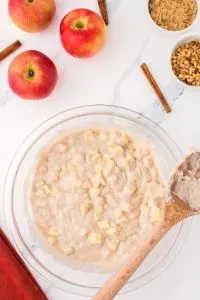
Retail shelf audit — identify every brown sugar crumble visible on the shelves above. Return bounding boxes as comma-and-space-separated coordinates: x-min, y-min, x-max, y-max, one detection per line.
149, 0, 198, 31
171, 40, 200, 86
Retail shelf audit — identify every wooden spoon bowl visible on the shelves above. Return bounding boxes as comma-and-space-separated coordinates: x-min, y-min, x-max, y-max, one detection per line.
93, 152, 200, 300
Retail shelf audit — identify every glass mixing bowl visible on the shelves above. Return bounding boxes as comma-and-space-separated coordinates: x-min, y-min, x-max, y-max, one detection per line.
3, 105, 191, 297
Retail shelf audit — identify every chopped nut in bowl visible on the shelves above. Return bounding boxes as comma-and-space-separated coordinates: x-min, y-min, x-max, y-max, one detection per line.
148, 0, 199, 34
170, 34, 200, 89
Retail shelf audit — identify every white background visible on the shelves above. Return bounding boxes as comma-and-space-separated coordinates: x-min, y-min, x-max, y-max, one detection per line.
1, 0, 200, 299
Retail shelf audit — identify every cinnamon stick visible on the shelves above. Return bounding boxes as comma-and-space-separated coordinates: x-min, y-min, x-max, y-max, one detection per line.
0, 40, 22, 62
140, 63, 172, 113
97, 0, 109, 25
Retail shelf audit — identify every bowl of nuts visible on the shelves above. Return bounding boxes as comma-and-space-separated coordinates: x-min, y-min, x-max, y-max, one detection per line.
171, 34, 200, 88
148, 0, 199, 34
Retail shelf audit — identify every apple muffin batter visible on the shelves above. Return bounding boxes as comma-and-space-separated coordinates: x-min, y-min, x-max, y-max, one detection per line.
31, 129, 164, 268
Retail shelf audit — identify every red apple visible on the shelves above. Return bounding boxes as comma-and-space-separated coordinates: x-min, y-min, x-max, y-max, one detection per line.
8, 50, 58, 100
8, 0, 56, 33
60, 8, 107, 58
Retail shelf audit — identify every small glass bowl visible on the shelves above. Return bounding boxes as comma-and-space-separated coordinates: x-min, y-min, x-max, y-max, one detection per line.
3, 105, 192, 297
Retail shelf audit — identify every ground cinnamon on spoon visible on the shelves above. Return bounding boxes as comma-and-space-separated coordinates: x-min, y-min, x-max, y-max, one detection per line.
171, 152, 200, 211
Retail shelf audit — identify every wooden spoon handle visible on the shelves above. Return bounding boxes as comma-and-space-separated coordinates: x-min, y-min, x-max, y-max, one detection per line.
93, 228, 166, 300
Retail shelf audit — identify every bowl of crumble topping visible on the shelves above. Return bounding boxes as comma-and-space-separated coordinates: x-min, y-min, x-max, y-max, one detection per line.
4, 105, 192, 297
147, 0, 199, 33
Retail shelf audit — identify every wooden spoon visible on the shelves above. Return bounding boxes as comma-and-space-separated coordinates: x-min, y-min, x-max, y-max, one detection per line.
93, 152, 200, 300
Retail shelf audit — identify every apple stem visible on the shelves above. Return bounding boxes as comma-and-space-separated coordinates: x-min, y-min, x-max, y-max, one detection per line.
72, 19, 87, 30
28, 69, 35, 78
76, 22, 84, 29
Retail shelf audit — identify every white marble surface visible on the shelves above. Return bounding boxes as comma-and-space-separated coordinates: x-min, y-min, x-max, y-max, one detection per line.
1, 0, 200, 299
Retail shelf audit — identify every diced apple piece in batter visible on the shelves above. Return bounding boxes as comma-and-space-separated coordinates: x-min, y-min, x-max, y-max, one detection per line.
98, 219, 110, 229
88, 232, 102, 245
47, 236, 57, 246
80, 228, 90, 237
80, 203, 92, 218
62, 246, 75, 256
